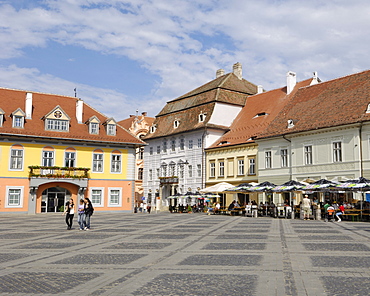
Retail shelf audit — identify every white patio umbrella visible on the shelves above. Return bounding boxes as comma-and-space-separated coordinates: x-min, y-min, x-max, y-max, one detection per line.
199, 182, 234, 193
200, 182, 234, 207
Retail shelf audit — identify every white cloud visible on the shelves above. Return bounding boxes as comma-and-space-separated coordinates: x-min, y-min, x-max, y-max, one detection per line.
0, 0, 370, 117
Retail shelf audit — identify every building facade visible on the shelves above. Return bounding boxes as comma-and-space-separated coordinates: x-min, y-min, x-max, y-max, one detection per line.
118, 111, 154, 206
0, 88, 144, 214
143, 63, 258, 210
256, 70, 370, 204
205, 71, 318, 205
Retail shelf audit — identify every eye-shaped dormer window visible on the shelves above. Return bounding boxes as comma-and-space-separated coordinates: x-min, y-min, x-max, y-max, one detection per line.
199, 113, 207, 122
150, 124, 157, 133
174, 120, 180, 128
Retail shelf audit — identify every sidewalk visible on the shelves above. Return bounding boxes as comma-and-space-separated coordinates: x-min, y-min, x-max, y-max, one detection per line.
0, 212, 370, 295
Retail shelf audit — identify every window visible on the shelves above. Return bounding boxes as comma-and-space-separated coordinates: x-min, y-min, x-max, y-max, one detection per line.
89, 122, 99, 134
199, 113, 206, 122
179, 165, 184, 178
13, 115, 24, 128
107, 124, 116, 136
6, 187, 23, 208
249, 158, 256, 175
188, 165, 193, 178
180, 138, 185, 150
219, 161, 225, 177
156, 168, 160, 178
90, 188, 103, 207
333, 142, 342, 162
0, 113, 4, 127
170, 164, 176, 176
188, 140, 193, 149
265, 151, 271, 169
174, 120, 180, 128
304, 145, 312, 165
111, 152, 121, 173
281, 149, 288, 167
93, 152, 103, 172
65, 151, 76, 167
163, 140, 167, 152
161, 165, 167, 177
108, 188, 122, 206
157, 146, 161, 154
198, 138, 202, 148
149, 169, 153, 181
210, 162, 216, 177
149, 147, 153, 155
10, 147, 23, 170
138, 148, 144, 160
46, 119, 68, 131
238, 159, 244, 175
197, 164, 202, 177
42, 150, 54, 167
171, 139, 176, 151
138, 168, 143, 180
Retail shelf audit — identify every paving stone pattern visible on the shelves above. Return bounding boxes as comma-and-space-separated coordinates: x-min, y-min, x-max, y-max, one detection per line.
0, 212, 370, 295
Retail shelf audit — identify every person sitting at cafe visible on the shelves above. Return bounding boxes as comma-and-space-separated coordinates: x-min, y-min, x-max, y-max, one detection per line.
228, 201, 235, 211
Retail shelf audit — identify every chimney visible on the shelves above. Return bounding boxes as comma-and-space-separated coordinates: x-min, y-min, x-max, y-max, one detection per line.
216, 69, 225, 78
25, 92, 32, 119
76, 99, 83, 124
257, 85, 263, 94
286, 71, 296, 94
233, 62, 242, 80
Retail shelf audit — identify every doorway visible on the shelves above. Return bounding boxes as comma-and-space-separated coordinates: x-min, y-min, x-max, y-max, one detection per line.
41, 187, 71, 213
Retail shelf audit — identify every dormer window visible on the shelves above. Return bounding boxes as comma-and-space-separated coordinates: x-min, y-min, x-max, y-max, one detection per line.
366, 103, 370, 113
287, 119, 294, 128
11, 108, 26, 128
0, 108, 5, 127
103, 118, 117, 136
87, 116, 100, 135
174, 120, 180, 128
44, 106, 70, 132
199, 113, 207, 122
253, 112, 268, 118
107, 124, 116, 136
150, 124, 157, 133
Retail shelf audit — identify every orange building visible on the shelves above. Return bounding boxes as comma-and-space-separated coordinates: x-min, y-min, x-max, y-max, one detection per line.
0, 88, 144, 214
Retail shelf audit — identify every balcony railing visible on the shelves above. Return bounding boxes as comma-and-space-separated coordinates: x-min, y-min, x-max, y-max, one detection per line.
159, 176, 179, 184
28, 166, 90, 179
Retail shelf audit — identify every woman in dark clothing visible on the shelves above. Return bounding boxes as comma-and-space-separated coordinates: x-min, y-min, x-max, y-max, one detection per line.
84, 197, 94, 230
63, 198, 75, 230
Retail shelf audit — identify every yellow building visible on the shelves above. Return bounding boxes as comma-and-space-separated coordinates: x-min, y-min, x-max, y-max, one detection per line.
0, 88, 144, 214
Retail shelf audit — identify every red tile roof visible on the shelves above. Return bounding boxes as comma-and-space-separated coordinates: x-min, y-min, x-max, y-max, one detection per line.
0, 87, 144, 145
207, 79, 314, 149
258, 70, 370, 139
145, 73, 258, 140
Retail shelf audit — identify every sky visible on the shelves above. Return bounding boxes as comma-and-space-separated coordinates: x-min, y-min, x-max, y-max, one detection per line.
0, 0, 370, 120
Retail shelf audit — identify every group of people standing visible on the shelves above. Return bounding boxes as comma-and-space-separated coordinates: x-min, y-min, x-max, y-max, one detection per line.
63, 197, 94, 230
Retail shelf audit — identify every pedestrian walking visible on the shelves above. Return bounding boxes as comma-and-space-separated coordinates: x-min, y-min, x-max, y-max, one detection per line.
84, 197, 94, 230
63, 198, 75, 230
302, 195, 311, 220
78, 199, 86, 230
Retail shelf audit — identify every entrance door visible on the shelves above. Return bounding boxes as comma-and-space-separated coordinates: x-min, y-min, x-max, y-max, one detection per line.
41, 187, 71, 213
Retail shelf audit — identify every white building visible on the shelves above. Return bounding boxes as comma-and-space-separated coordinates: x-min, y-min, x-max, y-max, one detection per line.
256, 69, 370, 204
143, 63, 258, 210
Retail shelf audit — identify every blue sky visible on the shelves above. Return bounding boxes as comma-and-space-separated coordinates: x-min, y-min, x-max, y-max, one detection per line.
1, 0, 370, 119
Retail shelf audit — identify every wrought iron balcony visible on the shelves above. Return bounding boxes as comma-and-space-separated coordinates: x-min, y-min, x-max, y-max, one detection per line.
28, 166, 90, 179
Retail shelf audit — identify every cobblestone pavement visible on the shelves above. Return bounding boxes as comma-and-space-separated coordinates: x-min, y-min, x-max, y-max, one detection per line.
0, 212, 370, 296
